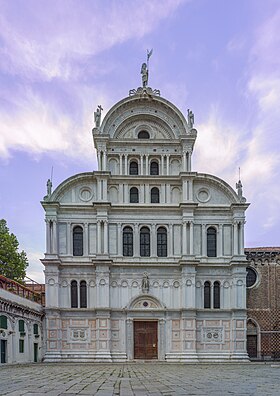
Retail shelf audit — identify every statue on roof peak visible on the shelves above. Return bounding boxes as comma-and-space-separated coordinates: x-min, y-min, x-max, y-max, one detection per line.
141, 49, 153, 88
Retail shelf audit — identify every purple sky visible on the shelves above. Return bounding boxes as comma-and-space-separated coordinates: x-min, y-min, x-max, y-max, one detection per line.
0, 0, 279, 283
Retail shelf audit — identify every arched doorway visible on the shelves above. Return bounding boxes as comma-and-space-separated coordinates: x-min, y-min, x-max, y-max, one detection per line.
247, 319, 258, 359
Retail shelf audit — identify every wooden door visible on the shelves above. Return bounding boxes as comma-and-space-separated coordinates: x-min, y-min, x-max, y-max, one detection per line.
134, 321, 158, 359
247, 335, 257, 358
1, 340, 7, 363
34, 343, 38, 362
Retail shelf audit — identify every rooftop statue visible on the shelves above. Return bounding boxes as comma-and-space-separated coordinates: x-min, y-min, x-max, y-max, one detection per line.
187, 109, 195, 129
94, 105, 103, 128
140, 49, 153, 88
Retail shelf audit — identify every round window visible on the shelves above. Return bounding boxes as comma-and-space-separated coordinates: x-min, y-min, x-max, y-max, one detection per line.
246, 267, 257, 288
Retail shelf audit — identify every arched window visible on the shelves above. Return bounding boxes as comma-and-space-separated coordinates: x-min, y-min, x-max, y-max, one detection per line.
123, 226, 133, 257
130, 187, 139, 203
129, 161, 138, 175
138, 130, 150, 139
73, 226, 83, 256
157, 227, 167, 257
80, 281, 87, 308
140, 227, 150, 257
151, 187, 160, 203
207, 227, 217, 257
213, 281, 220, 309
246, 267, 257, 288
150, 161, 159, 175
204, 281, 211, 308
71, 280, 78, 308
0, 315, 7, 329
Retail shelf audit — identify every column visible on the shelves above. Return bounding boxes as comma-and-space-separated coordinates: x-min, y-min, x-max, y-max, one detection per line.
166, 184, 171, 203
183, 180, 188, 201
97, 151, 101, 171
189, 221, 194, 255
140, 155, 144, 175
103, 150, 107, 171
119, 154, 123, 175
134, 223, 139, 257
151, 224, 156, 257
103, 178, 107, 200
233, 221, 238, 255
124, 183, 129, 204
104, 220, 108, 255
168, 224, 173, 257
189, 179, 193, 201
218, 224, 223, 257
117, 223, 122, 256
161, 184, 165, 203
240, 221, 245, 254
202, 224, 206, 256
67, 222, 71, 255
188, 152, 192, 171
183, 151, 187, 171
125, 154, 128, 175
52, 220, 57, 254
161, 155, 164, 175
45, 219, 51, 253
145, 154, 149, 175
166, 155, 170, 176
84, 223, 89, 256
97, 220, 101, 254
182, 222, 187, 256
145, 184, 149, 203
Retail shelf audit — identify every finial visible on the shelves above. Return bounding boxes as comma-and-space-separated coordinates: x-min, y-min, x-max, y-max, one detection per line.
94, 105, 103, 128
236, 167, 246, 202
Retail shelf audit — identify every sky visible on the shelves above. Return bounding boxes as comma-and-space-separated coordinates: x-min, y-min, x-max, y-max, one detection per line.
0, 0, 279, 283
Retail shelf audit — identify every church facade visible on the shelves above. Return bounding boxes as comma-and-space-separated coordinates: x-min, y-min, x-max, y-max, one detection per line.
41, 73, 249, 362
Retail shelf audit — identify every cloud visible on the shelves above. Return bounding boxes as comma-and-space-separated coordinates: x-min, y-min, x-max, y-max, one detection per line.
25, 250, 45, 283
0, 0, 185, 82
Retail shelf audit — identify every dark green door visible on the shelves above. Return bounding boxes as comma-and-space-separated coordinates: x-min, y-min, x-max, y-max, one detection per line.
34, 343, 38, 362
1, 340, 7, 363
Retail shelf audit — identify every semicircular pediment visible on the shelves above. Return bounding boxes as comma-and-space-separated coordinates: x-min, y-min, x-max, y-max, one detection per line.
127, 294, 165, 310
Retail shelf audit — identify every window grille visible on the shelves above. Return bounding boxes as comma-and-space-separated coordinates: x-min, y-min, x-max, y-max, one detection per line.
204, 281, 211, 308
151, 187, 160, 203
123, 226, 133, 256
150, 161, 159, 175
213, 281, 220, 308
157, 227, 167, 257
71, 280, 78, 308
129, 161, 138, 175
130, 187, 139, 203
73, 226, 83, 256
140, 227, 150, 257
80, 281, 87, 308
207, 227, 217, 257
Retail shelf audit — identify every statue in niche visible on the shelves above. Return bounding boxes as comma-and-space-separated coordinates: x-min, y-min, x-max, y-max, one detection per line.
94, 105, 103, 128
187, 109, 194, 128
142, 272, 149, 293
47, 179, 52, 197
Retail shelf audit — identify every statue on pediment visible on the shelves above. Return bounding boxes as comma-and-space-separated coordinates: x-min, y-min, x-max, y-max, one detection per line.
94, 105, 103, 128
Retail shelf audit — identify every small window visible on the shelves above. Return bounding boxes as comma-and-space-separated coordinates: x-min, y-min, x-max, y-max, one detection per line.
157, 227, 167, 257
19, 320, 25, 333
138, 130, 150, 139
71, 280, 78, 308
213, 281, 220, 309
19, 339, 24, 353
80, 281, 87, 308
246, 267, 257, 288
140, 227, 150, 257
123, 226, 133, 257
0, 315, 7, 329
33, 324, 39, 335
204, 281, 211, 308
151, 187, 160, 203
130, 187, 139, 203
207, 227, 217, 257
73, 226, 83, 256
150, 161, 159, 175
129, 161, 138, 175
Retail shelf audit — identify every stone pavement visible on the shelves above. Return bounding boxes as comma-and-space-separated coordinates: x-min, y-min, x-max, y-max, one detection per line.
0, 363, 279, 396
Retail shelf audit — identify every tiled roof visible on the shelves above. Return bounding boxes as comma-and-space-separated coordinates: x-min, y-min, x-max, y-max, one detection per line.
245, 247, 280, 252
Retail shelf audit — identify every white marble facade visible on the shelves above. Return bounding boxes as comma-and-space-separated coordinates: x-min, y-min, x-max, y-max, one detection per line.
41, 84, 249, 362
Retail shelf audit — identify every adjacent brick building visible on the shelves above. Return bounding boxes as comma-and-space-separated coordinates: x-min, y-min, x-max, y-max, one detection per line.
245, 247, 280, 359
